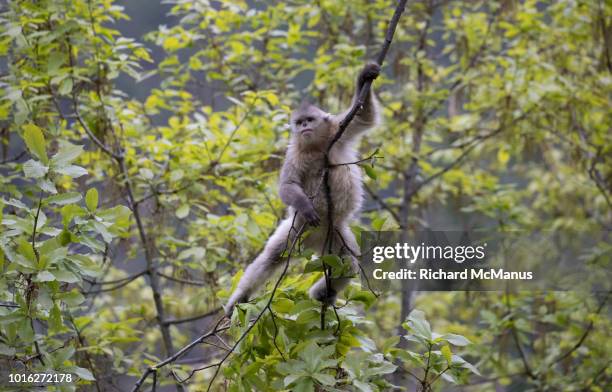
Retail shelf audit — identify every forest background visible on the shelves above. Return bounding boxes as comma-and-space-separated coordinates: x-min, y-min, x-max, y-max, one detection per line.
0, 0, 610, 391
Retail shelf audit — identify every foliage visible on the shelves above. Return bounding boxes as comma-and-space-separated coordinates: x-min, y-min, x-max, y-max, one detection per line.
0, 0, 610, 391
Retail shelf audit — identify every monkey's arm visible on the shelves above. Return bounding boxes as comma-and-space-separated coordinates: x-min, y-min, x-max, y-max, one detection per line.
279, 162, 320, 226
335, 63, 381, 142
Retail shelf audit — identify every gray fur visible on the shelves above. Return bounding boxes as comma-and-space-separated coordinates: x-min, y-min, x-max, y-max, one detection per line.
224, 63, 380, 315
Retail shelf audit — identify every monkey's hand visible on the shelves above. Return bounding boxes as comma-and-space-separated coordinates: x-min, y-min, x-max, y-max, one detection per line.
357, 62, 381, 89
298, 200, 320, 227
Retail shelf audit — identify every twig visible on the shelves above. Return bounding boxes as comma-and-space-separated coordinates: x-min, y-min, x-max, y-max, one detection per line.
327, 0, 407, 150
83, 271, 146, 294
130, 317, 230, 392
363, 183, 401, 226
551, 292, 610, 365
204, 221, 306, 391
157, 272, 205, 286
329, 149, 382, 167
162, 308, 221, 326
85, 270, 147, 286
131, 216, 305, 391
0, 150, 26, 164
268, 307, 286, 360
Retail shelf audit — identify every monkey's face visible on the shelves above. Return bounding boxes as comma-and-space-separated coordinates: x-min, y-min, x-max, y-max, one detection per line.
291, 104, 331, 149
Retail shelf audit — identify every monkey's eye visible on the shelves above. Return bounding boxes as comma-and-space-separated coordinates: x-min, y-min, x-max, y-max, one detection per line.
306, 117, 314, 122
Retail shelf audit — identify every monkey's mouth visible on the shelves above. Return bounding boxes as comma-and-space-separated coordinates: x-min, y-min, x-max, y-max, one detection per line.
301, 128, 314, 135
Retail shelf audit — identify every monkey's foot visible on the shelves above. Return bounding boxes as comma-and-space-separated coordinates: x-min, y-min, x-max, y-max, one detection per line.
224, 290, 250, 316
309, 281, 338, 306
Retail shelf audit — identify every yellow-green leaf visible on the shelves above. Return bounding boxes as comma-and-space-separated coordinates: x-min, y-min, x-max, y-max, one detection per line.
441, 344, 452, 365
497, 149, 510, 165
364, 165, 377, 180
22, 124, 48, 164
85, 188, 98, 212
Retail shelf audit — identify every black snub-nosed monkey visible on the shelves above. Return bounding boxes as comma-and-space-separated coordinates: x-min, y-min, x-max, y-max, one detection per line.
224, 63, 381, 315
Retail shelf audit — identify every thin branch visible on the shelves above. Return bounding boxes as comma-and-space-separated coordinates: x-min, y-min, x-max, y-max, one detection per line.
551, 292, 610, 365
334, 228, 379, 299
509, 322, 535, 379
327, 0, 408, 150
203, 221, 306, 391
162, 308, 221, 326
268, 307, 286, 360
157, 272, 205, 286
410, 110, 533, 198
83, 271, 146, 294
131, 215, 305, 391
319, 0, 408, 330
130, 317, 231, 392
329, 149, 382, 167
363, 183, 401, 226
0, 150, 26, 164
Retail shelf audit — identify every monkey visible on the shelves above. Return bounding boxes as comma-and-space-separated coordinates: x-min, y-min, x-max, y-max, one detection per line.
224, 63, 381, 315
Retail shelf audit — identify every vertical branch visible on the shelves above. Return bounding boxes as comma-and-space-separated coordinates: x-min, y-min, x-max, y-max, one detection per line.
320, 0, 408, 327
64, 11, 182, 389
26, 191, 45, 365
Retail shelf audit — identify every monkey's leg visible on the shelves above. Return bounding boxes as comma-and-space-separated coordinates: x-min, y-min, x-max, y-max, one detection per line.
309, 224, 360, 305
224, 218, 298, 315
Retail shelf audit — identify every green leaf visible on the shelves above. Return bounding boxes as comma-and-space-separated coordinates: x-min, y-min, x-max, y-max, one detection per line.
169, 169, 184, 182
451, 354, 481, 376
46, 192, 82, 206
283, 374, 304, 387
271, 298, 294, 313
296, 309, 320, 324
58, 78, 73, 96
372, 217, 386, 231
49, 304, 62, 331
71, 366, 95, 381
85, 188, 98, 212
176, 204, 189, 219
442, 333, 471, 347
0, 343, 16, 357
312, 373, 335, 386
58, 290, 85, 306
17, 238, 36, 266
321, 254, 342, 269
405, 309, 432, 340
363, 165, 377, 180
53, 346, 75, 366
17, 318, 34, 343
38, 179, 58, 194
55, 164, 88, 178
303, 258, 323, 273
34, 271, 56, 282
92, 221, 113, 243
23, 159, 48, 178
293, 378, 314, 392
51, 141, 84, 168
139, 168, 154, 180
440, 372, 457, 384
353, 379, 374, 392
51, 269, 80, 283
5, 198, 27, 210
22, 124, 48, 164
